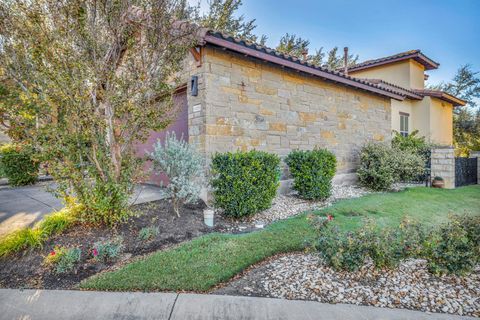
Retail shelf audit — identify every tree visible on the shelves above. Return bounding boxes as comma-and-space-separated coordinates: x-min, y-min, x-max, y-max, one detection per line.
428, 64, 480, 155
325, 46, 359, 70
0, 0, 197, 225
0, 76, 38, 142
200, 0, 266, 44
429, 64, 480, 109
275, 33, 358, 69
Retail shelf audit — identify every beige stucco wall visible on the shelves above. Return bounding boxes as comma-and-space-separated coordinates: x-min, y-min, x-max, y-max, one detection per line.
409, 60, 425, 90
411, 97, 431, 139
409, 96, 453, 146
198, 46, 391, 179
429, 97, 453, 145
349, 59, 425, 90
391, 99, 413, 133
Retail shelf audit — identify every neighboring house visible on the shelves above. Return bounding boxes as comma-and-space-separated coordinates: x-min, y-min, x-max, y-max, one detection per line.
137, 30, 465, 189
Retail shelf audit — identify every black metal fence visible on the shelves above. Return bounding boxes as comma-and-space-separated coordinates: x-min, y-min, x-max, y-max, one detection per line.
455, 157, 478, 187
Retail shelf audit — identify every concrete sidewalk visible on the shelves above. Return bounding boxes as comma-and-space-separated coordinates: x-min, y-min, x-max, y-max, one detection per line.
0, 184, 164, 237
0, 289, 476, 320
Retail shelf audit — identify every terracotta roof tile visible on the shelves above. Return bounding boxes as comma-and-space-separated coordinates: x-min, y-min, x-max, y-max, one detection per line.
200, 30, 408, 101
412, 89, 466, 106
347, 50, 439, 72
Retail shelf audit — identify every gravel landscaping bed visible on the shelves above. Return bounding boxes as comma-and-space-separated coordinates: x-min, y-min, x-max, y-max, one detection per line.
214, 253, 480, 317
216, 185, 371, 232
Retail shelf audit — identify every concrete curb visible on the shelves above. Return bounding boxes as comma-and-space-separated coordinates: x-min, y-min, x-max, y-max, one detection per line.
0, 289, 476, 320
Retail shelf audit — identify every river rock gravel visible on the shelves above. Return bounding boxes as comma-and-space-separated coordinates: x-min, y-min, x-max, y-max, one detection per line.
214, 253, 480, 317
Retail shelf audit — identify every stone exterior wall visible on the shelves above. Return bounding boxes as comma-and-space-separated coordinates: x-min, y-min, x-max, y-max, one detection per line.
198, 46, 392, 184
430, 147, 455, 189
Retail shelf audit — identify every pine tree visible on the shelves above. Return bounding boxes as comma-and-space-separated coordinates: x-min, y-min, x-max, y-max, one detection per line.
199, 0, 267, 43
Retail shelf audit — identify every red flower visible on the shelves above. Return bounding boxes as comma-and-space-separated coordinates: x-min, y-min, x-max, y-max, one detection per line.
50, 251, 56, 256
327, 215, 334, 221
92, 248, 98, 257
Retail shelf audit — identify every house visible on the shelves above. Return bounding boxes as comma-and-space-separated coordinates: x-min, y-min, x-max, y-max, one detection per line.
344, 50, 465, 145
137, 29, 465, 189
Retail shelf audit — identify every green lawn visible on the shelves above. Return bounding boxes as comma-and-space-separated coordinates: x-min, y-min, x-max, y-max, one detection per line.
80, 185, 480, 292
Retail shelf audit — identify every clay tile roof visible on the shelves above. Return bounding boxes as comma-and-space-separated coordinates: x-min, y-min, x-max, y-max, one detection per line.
347, 50, 440, 72
357, 79, 423, 100
412, 89, 466, 106
199, 30, 408, 101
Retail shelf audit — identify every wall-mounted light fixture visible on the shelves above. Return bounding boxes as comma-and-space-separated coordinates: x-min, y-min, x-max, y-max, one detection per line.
191, 75, 198, 96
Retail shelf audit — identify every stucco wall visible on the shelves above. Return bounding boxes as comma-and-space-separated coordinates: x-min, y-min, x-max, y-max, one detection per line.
409, 60, 425, 90
201, 46, 392, 179
349, 59, 425, 90
391, 99, 413, 133
429, 97, 453, 145
408, 96, 453, 146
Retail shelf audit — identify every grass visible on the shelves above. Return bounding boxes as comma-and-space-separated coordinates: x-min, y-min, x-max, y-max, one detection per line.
320, 185, 480, 232
0, 203, 81, 257
79, 185, 478, 291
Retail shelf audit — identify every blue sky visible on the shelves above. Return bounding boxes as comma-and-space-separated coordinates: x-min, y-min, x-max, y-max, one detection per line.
194, 0, 480, 86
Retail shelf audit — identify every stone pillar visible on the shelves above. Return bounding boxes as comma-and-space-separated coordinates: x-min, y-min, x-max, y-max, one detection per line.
469, 151, 480, 184
430, 147, 455, 189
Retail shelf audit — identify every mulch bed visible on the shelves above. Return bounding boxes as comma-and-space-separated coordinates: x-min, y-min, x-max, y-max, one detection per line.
0, 199, 240, 290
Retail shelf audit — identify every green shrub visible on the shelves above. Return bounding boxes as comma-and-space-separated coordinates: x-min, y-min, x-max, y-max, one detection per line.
317, 219, 425, 271
391, 148, 426, 182
78, 179, 133, 226
211, 150, 280, 218
397, 217, 428, 258
318, 215, 478, 275
138, 226, 160, 241
357, 143, 425, 190
0, 202, 81, 257
44, 246, 82, 274
92, 237, 123, 263
0, 143, 39, 186
357, 143, 396, 191
392, 130, 431, 161
317, 223, 368, 271
284, 148, 336, 200
424, 215, 479, 275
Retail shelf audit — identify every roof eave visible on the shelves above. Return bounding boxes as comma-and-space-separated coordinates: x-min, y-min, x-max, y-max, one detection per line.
413, 90, 466, 107
348, 52, 439, 73
203, 34, 406, 101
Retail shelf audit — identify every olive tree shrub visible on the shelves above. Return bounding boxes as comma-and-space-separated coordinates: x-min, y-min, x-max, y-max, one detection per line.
357, 142, 425, 191
150, 132, 205, 217
0, 1, 197, 225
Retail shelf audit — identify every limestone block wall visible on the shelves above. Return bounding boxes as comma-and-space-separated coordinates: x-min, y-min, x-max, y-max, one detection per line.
430, 147, 455, 189
200, 46, 392, 182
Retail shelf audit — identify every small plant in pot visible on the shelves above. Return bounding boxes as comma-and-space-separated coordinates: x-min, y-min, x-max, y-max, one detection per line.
432, 176, 445, 188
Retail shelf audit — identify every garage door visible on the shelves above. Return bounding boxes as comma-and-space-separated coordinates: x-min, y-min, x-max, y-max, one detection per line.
135, 88, 188, 185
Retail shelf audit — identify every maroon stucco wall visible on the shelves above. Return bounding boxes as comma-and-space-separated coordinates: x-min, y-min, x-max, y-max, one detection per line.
135, 89, 188, 185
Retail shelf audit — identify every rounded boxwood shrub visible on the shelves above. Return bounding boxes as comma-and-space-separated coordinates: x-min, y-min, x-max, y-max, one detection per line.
210, 150, 280, 218
284, 148, 336, 200
0, 143, 39, 186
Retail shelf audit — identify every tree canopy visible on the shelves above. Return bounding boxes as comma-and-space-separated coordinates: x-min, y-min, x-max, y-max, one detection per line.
0, 0, 197, 224
275, 33, 358, 70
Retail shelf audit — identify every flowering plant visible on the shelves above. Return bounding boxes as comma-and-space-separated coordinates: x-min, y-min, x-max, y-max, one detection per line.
43, 245, 81, 274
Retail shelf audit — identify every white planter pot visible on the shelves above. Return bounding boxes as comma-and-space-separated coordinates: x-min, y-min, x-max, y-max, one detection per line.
203, 208, 214, 227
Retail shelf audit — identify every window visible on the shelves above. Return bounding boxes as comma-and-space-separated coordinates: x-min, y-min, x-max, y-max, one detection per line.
399, 112, 409, 137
